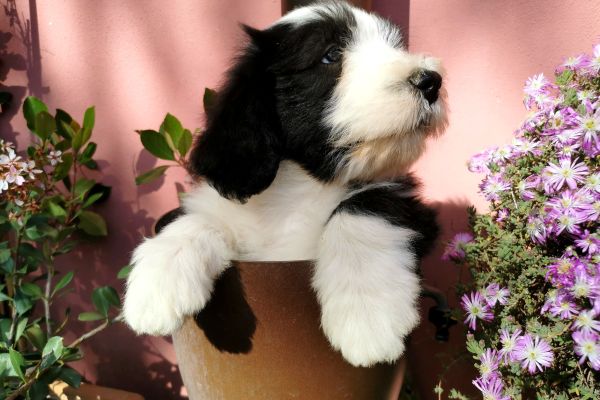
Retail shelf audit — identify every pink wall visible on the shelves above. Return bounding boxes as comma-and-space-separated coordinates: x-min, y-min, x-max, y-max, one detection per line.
2, 1, 600, 399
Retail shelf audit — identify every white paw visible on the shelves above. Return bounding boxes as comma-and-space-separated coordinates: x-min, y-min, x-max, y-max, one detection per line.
123, 235, 214, 336
320, 298, 419, 367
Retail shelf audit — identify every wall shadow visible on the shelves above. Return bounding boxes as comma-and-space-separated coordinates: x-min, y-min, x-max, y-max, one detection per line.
408, 198, 479, 399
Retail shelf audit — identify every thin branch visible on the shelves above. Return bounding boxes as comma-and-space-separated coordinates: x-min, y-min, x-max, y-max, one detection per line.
43, 263, 53, 337
68, 313, 124, 349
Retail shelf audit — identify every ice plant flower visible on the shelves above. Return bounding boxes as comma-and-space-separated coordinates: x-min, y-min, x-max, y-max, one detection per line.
572, 331, 600, 370
483, 283, 509, 307
472, 376, 510, 400
461, 291, 493, 330
442, 232, 473, 262
573, 309, 600, 334
499, 328, 522, 362
478, 348, 500, 380
543, 158, 589, 192
514, 334, 554, 373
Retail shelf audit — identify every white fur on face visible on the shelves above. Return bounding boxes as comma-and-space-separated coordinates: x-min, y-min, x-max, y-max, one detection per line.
325, 7, 447, 181
312, 212, 421, 367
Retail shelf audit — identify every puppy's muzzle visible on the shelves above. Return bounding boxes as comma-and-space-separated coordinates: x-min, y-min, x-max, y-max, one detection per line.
409, 69, 442, 104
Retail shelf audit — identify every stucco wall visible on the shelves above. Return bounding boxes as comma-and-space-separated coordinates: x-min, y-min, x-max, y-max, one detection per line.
2, 1, 600, 399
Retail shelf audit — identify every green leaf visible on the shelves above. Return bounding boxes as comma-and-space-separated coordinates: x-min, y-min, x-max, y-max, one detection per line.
78, 210, 108, 236
135, 165, 169, 185
42, 336, 64, 359
53, 152, 73, 181
0, 248, 10, 264
14, 317, 28, 342
92, 286, 120, 316
13, 290, 33, 315
83, 106, 95, 132
74, 178, 96, 198
140, 130, 175, 160
34, 111, 56, 140
117, 265, 133, 279
47, 201, 67, 218
23, 96, 48, 131
55, 109, 73, 139
178, 128, 193, 156
8, 348, 25, 381
100, 286, 120, 307
82, 192, 104, 208
92, 288, 109, 317
59, 366, 82, 388
203, 87, 217, 116
60, 120, 77, 142
78, 141, 97, 163
20, 282, 44, 299
52, 271, 74, 297
25, 324, 47, 351
78, 311, 105, 321
163, 113, 183, 148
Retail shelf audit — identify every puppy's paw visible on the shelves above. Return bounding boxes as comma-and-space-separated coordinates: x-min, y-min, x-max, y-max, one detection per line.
123, 236, 212, 336
321, 299, 419, 367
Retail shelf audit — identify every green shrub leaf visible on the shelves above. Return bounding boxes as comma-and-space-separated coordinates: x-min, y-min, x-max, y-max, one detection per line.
78, 211, 108, 236
78, 311, 105, 322
34, 111, 56, 140
52, 271, 74, 297
117, 265, 133, 280
140, 130, 175, 160
178, 129, 193, 156
23, 96, 48, 131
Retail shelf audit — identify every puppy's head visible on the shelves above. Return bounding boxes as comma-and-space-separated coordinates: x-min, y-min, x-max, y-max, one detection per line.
190, 1, 447, 201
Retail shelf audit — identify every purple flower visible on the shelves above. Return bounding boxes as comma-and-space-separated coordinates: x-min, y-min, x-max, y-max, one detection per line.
526, 215, 548, 244
472, 376, 510, 400
571, 268, 600, 299
573, 309, 600, 334
573, 330, 600, 370
483, 283, 509, 307
560, 54, 591, 72
495, 208, 509, 223
524, 73, 552, 96
461, 291, 493, 330
573, 111, 600, 156
584, 172, 600, 193
442, 232, 473, 262
513, 334, 554, 373
548, 293, 579, 319
517, 175, 539, 201
575, 230, 600, 254
479, 348, 500, 380
468, 150, 492, 174
499, 328, 522, 362
543, 158, 589, 192
480, 173, 511, 202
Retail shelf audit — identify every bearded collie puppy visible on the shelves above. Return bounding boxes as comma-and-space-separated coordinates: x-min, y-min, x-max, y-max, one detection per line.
124, 1, 447, 367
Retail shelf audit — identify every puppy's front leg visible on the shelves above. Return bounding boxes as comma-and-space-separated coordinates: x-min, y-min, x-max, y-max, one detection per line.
313, 182, 437, 367
123, 214, 234, 336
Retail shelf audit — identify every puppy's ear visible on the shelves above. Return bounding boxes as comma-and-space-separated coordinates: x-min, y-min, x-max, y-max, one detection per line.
189, 25, 283, 202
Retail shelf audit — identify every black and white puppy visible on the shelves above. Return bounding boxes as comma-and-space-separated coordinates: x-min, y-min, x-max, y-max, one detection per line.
124, 1, 447, 367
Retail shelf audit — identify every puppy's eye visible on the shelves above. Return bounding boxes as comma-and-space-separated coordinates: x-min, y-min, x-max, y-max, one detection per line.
321, 46, 342, 64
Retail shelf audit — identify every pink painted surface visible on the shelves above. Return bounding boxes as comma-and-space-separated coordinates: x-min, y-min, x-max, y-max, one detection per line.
380, 1, 600, 398
2, 1, 600, 399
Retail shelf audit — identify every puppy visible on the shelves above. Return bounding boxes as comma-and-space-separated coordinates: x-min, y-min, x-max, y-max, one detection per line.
124, 1, 447, 367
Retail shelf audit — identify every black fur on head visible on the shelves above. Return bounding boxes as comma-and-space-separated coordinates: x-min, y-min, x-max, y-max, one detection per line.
188, 4, 356, 201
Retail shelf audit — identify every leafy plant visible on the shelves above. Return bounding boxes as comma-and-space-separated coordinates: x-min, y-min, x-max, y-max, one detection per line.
0, 97, 124, 399
440, 44, 600, 399
134, 87, 216, 186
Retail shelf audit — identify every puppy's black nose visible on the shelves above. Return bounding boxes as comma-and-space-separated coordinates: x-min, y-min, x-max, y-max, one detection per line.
409, 70, 442, 104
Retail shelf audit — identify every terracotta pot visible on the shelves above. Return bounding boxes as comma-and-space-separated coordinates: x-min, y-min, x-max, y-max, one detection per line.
172, 261, 405, 400
282, 0, 372, 13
